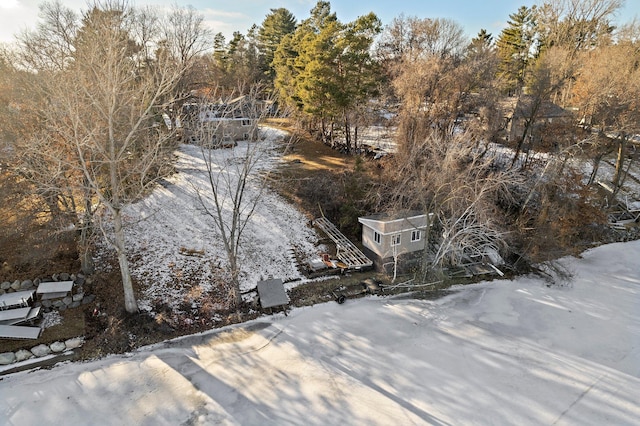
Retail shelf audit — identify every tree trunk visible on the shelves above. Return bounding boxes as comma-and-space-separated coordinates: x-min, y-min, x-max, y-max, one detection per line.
613, 142, 636, 201
79, 183, 95, 275
113, 208, 138, 313
613, 134, 627, 190
512, 98, 541, 168
229, 265, 242, 309
588, 153, 604, 185
354, 124, 359, 153
79, 222, 95, 275
344, 112, 351, 153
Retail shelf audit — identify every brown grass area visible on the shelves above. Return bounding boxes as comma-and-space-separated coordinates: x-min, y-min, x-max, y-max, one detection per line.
265, 119, 355, 174
266, 121, 383, 231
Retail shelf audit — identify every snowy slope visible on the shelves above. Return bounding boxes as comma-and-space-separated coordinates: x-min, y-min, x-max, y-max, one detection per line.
100, 128, 321, 311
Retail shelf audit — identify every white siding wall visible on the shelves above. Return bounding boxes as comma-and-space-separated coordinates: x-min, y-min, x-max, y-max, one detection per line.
361, 224, 427, 260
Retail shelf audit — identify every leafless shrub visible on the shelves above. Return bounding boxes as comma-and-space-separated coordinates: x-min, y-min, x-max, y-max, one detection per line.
533, 260, 575, 288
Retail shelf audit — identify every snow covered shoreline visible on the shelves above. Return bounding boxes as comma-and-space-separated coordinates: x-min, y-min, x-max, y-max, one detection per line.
1, 239, 638, 425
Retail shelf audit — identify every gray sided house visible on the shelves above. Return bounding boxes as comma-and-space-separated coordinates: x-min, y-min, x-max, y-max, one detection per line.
358, 211, 433, 275
179, 95, 259, 145
505, 95, 573, 145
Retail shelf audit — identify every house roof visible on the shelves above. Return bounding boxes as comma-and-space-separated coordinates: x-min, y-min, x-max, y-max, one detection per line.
511, 95, 572, 119
358, 210, 425, 223
358, 211, 432, 235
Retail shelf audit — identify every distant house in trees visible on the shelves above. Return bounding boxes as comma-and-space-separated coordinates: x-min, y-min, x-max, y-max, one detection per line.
177, 95, 259, 145
504, 95, 573, 146
358, 211, 433, 275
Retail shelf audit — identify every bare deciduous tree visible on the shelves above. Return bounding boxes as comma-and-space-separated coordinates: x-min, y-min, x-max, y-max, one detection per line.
571, 28, 640, 195
10, 0, 209, 313
385, 18, 473, 153
373, 128, 520, 280
536, 0, 622, 52
186, 86, 279, 309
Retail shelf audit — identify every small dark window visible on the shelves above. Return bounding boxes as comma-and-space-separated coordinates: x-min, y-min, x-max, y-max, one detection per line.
374, 231, 381, 244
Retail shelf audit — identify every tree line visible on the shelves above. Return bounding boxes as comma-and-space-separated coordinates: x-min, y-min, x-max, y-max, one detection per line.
0, 0, 639, 310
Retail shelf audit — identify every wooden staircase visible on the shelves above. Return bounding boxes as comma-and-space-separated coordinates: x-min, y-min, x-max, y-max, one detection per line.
313, 217, 373, 270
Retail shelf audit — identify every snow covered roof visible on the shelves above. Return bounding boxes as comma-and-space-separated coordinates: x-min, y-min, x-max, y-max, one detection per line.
359, 210, 424, 222
358, 211, 432, 234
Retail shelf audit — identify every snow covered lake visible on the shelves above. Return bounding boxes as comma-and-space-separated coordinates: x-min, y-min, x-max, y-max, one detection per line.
1, 239, 638, 425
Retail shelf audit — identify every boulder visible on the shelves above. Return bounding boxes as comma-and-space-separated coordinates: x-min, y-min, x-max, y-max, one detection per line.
50, 341, 66, 353
62, 296, 73, 306
58, 273, 71, 281
30, 344, 52, 357
1, 281, 11, 290
15, 349, 34, 362
11, 280, 21, 291
0, 352, 16, 365
72, 293, 84, 303
64, 337, 84, 349
20, 279, 34, 290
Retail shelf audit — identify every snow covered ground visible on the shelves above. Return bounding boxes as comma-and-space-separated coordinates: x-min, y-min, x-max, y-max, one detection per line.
4, 126, 635, 424
1, 239, 639, 425
100, 127, 321, 312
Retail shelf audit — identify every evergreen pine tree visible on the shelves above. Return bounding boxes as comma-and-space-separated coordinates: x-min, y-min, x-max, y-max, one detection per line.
496, 6, 538, 95
258, 8, 297, 83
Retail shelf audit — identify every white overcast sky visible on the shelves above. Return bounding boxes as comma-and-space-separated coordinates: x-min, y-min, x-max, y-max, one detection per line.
0, 0, 639, 45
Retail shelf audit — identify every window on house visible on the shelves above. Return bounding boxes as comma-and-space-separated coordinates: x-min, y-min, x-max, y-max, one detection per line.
411, 230, 421, 242
391, 233, 401, 246
241, 119, 251, 126
374, 231, 381, 244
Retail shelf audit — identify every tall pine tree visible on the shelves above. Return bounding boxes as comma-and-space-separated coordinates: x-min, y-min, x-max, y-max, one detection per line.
496, 6, 538, 95
273, 1, 381, 150
258, 8, 297, 83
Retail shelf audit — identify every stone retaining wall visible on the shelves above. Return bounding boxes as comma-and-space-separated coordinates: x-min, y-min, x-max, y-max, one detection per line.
0, 272, 94, 367
0, 272, 96, 311
0, 337, 84, 366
